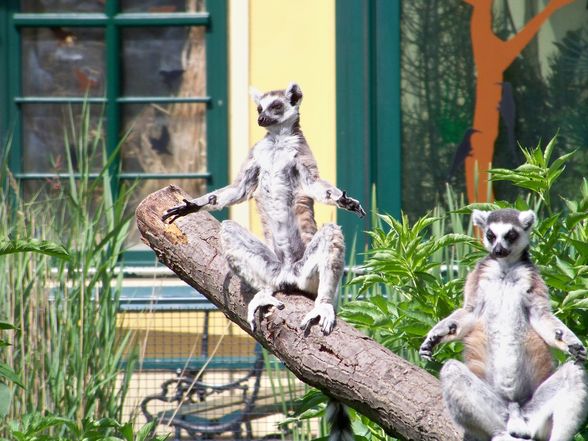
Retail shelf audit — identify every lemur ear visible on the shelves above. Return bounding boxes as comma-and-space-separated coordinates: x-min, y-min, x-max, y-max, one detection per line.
249, 87, 262, 105
518, 210, 536, 231
472, 209, 489, 228
285, 82, 303, 106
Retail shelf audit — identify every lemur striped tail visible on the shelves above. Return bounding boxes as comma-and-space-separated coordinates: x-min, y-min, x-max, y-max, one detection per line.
326, 400, 353, 441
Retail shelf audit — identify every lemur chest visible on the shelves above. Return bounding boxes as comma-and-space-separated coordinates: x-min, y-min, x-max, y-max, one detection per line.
253, 137, 301, 201
477, 264, 535, 398
478, 265, 532, 332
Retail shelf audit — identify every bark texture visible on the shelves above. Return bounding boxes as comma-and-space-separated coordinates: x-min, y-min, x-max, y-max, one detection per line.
136, 185, 463, 441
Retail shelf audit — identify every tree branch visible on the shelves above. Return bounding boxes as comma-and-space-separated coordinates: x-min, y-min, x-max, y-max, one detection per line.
136, 185, 463, 441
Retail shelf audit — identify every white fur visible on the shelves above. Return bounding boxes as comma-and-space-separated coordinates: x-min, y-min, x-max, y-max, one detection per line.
472, 209, 489, 228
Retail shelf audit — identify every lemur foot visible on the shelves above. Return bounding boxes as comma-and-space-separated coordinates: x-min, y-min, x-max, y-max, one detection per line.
247, 291, 284, 331
491, 433, 523, 441
507, 403, 531, 440
300, 303, 335, 334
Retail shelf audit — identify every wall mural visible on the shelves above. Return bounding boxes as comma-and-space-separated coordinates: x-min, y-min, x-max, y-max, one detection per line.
401, 0, 588, 218
463, 0, 574, 203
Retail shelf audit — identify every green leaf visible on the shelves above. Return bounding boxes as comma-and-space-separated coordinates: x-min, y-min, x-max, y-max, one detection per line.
135, 422, 157, 441
0, 239, 70, 260
0, 321, 16, 330
0, 363, 23, 388
0, 383, 12, 417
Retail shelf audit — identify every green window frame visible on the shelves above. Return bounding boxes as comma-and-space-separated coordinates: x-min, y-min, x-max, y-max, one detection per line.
0, 0, 228, 266
336, 0, 401, 260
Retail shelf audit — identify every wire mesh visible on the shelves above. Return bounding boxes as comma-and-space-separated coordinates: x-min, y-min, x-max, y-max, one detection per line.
117, 284, 315, 441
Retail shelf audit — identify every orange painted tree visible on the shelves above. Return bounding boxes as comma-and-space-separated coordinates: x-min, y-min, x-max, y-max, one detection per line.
463, 0, 574, 202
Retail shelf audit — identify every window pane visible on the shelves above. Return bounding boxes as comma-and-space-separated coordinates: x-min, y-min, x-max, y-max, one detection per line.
21, 27, 105, 97
400, 1, 588, 218
122, 26, 206, 97
22, 104, 105, 173
124, 178, 208, 250
120, 0, 206, 13
121, 103, 207, 175
20, 0, 103, 13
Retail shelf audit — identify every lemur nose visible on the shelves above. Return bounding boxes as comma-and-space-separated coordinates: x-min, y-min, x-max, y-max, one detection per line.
493, 245, 510, 258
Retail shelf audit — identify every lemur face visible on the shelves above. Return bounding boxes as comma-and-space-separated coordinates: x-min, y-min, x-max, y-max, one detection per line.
250, 83, 303, 129
472, 208, 535, 260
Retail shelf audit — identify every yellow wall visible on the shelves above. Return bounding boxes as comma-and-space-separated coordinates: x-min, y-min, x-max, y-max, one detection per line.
245, 0, 337, 235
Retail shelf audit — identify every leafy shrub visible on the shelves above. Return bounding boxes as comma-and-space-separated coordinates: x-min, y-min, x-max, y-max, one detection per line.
285, 136, 588, 440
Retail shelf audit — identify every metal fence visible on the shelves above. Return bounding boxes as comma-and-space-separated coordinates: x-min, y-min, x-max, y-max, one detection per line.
117, 275, 313, 440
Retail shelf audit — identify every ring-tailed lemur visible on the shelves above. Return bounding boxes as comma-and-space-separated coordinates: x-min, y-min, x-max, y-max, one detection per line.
163, 83, 359, 441
162, 82, 365, 334
420, 208, 588, 441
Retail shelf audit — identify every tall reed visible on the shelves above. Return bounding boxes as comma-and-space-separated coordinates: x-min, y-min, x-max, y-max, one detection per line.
0, 103, 136, 423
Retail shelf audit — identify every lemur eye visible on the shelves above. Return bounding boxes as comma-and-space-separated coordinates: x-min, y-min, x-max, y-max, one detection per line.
486, 231, 496, 242
269, 101, 284, 112
256, 105, 262, 114
505, 229, 519, 243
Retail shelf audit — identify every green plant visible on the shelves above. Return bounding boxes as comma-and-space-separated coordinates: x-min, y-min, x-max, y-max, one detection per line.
2, 414, 167, 441
0, 102, 137, 425
285, 136, 588, 441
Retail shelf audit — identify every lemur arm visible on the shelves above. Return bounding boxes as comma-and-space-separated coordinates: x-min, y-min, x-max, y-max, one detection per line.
295, 152, 366, 218
419, 308, 477, 361
527, 276, 586, 362
419, 269, 480, 361
163, 153, 260, 223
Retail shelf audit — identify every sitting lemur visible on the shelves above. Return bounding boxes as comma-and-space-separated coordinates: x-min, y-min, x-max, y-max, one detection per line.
162, 82, 365, 334
420, 208, 588, 441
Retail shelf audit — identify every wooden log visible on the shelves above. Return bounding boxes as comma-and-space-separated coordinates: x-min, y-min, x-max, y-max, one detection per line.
135, 185, 462, 441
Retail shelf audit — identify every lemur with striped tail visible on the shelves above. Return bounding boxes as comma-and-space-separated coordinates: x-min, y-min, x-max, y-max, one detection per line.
163, 83, 362, 440
420, 208, 588, 441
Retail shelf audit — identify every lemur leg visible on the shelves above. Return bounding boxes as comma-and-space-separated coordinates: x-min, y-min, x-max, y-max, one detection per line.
441, 360, 510, 441
522, 361, 588, 441
220, 221, 284, 330
291, 223, 344, 334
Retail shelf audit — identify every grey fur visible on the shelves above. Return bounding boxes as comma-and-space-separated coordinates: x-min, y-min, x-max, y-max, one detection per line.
420, 209, 588, 441
163, 83, 365, 334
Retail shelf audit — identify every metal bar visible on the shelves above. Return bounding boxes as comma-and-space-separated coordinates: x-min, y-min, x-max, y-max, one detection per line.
15, 96, 107, 104
14, 172, 211, 180
105, 0, 121, 199
14, 96, 210, 104
13, 13, 108, 27
117, 96, 210, 104
119, 172, 211, 180
12, 12, 209, 27
114, 12, 209, 26
205, 0, 229, 219
8, 0, 21, 174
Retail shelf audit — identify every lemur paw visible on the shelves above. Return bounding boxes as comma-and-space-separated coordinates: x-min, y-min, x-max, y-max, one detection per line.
162, 198, 202, 223
247, 292, 284, 331
300, 303, 335, 334
568, 343, 587, 363
419, 339, 437, 361
336, 191, 366, 218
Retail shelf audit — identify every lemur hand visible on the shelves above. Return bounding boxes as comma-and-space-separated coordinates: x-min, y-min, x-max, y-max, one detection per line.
162, 195, 216, 223
419, 323, 457, 361
568, 343, 587, 363
336, 191, 366, 218
555, 329, 587, 363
